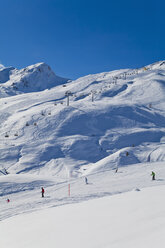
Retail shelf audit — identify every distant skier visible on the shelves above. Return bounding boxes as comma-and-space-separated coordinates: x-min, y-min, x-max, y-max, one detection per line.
151, 171, 155, 180
115, 167, 118, 173
41, 187, 45, 197
7, 199, 10, 203
85, 177, 88, 184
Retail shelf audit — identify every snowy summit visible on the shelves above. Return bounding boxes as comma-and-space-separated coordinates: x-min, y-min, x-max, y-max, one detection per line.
0, 62, 68, 96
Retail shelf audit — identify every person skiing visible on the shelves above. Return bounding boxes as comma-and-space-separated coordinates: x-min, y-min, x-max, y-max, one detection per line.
85, 177, 88, 184
41, 187, 45, 197
151, 171, 155, 180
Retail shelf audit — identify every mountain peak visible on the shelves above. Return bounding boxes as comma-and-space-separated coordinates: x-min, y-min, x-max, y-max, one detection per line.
0, 62, 68, 97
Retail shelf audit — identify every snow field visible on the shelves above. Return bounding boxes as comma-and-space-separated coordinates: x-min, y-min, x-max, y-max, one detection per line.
1, 184, 165, 248
1, 161, 165, 221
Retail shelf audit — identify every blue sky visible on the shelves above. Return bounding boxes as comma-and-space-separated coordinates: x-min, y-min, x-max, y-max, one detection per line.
0, 0, 164, 79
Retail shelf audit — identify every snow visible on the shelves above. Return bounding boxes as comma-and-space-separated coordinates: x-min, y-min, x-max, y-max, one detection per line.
0, 61, 164, 176
0, 60, 164, 177
1, 184, 165, 248
0, 66, 15, 84
0, 60, 165, 246
0, 62, 68, 96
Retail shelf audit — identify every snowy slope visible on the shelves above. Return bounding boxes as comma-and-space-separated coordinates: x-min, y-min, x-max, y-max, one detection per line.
1, 160, 165, 221
0, 61, 165, 246
0, 60, 164, 178
1, 184, 165, 248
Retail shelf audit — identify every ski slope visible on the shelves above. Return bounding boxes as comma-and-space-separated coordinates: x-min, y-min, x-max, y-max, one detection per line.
1, 183, 165, 248
0, 61, 165, 247
0, 160, 165, 221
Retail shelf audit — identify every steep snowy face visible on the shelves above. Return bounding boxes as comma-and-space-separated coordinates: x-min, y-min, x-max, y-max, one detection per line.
0, 63, 68, 96
0, 67, 15, 84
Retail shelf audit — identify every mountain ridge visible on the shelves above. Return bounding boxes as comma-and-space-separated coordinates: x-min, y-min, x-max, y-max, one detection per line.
0, 62, 68, 97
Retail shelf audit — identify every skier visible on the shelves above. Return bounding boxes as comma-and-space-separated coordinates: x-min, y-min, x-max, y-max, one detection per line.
85, 177, 88, 184
151, 171, 155, 180
41, 187, 45, 197
7, 199, 10, 203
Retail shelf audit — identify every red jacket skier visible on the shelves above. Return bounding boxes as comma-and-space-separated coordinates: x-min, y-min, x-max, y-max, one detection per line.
41, 187, 45, 197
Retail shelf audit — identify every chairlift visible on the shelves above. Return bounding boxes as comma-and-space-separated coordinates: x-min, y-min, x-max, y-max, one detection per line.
5, 133, 9, 138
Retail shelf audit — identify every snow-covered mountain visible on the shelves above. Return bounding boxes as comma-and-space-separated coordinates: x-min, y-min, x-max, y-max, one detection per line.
1, 61, 165, 247
0, 62, 68, 97
0, 61, 165, 178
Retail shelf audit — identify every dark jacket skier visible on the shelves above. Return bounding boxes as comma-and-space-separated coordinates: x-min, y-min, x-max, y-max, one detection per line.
41, 187, 45, 197
151, 171, 155, 180
85, 177, 88, 184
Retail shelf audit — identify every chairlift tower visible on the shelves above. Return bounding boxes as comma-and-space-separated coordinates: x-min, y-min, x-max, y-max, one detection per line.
65, 91, 72, 106
123, 72, 126, 80
114, 77, 117, 84
91, 90, 96, 102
